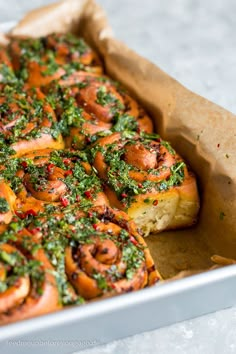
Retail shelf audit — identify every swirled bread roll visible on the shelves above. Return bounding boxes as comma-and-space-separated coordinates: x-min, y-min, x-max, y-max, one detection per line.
0, 148, 109, 215
25, 205, 159, 301
0, 229, 61, 325
8, 33, 103, 87
0, 84, 64, 158
45, 72, 153, 149
93, 132, 200, 236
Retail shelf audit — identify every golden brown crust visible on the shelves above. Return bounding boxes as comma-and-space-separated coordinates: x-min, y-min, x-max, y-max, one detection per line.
64, 206, 160, 300
93, 132, 200, 235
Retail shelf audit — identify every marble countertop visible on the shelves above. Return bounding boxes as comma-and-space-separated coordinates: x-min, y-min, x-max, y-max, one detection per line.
1, 1, 235, 353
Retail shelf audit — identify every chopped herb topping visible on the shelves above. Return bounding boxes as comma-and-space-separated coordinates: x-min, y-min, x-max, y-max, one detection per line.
93, 133, 185, 208
14, 33, 95, 81
0, 240, 45, 296
0, 84, 60, 155
0, 197, 10, 213
112, 114, 138, 132
0, 64, 18, 84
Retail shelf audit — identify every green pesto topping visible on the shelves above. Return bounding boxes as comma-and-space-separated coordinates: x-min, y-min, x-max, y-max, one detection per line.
55, 33, 89, 53
92, 273, 108, 290
0, 84, 58, 152
0, 197, 10, 213
16, 33, 92, 81
122, 242, 144, 280
46, 84, 87, 140
140, 131, 161, 140
0, 157, 22, 193
0, 238, 45, 296
160, 140, 176, 155
1, 149, 101, 209
158, 161, 185, 191
49, 150, 101, 208
0, 64, 18, 84
55, 98, 84, 136
112, 114, 138, 132
45, 78, 147, 150
96, 85, 124, 111
93, 133, 185, 208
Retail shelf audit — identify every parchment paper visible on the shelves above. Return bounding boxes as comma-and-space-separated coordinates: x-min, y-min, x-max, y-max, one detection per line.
2, 0, 236, 278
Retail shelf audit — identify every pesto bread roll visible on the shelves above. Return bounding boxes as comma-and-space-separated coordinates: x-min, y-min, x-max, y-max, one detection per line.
44, 71, 153, 149
0, 84, 64, 158
0, 148, 109, 216
0, 228, 61, 325
8, 33, 103, 87
25, 205, 160, 301
92, 132, 200, 236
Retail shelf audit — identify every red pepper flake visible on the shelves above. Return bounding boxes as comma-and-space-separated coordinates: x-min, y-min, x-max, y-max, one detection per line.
21, 161, 28, 169
65, 170, 73, 177
25, 209, 37, 217
93, 224, 98, 230
29, 227, 41, 235
88, 211, 93, 218
15, 211, 26, 219
136, 127, 141, 134
121, 193, 128, 198
86, 136, 91, 143
63, 158, 70, 165
110, 283, 116, 289
153, 200, 158, 206
76, 195, 81, 202
60, 196, 69, 207
217, 143, 220, 148
138, 183, 143, 188
47, 163, 55, 173
130, 236, 138, 246
84, 191, 92, 199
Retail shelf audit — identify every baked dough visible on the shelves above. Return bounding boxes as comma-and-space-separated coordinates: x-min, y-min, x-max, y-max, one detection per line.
93, 132, 200, 235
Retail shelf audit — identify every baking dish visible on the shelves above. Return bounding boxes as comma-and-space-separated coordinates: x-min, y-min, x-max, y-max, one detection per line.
0, 266, 235, 354
0, 0, 235, 352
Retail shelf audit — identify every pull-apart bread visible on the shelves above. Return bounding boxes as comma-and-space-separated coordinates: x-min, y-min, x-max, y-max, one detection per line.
0, 32, 199, 324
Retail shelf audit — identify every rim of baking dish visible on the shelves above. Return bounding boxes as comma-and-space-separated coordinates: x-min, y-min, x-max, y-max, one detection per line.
0, 265, 235, 339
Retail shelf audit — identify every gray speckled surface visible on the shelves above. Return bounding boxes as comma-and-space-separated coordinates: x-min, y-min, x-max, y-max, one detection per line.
0, 1, 235, 353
